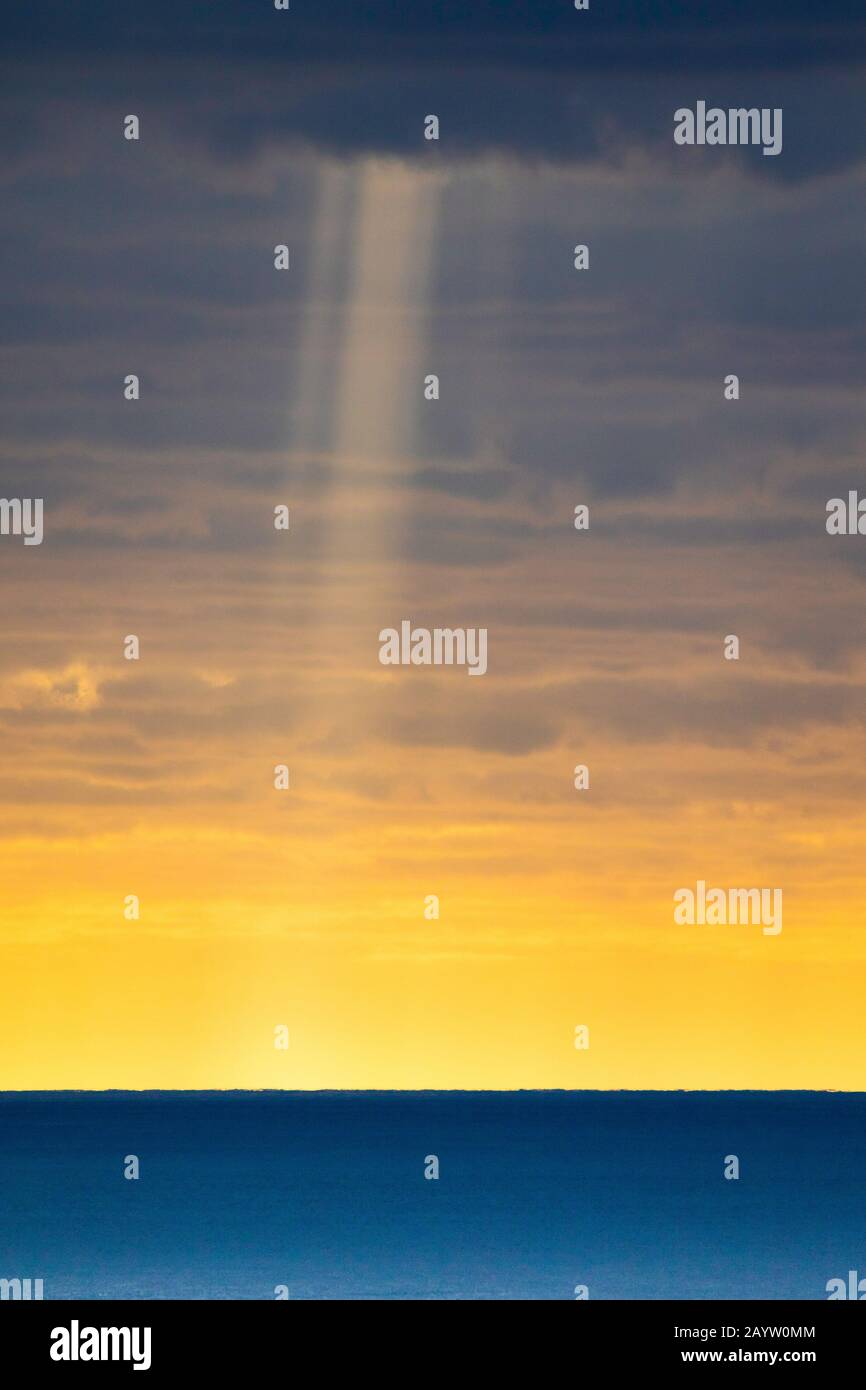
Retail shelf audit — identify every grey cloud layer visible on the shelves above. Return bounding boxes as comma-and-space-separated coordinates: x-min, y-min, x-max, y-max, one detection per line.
1, 1, 865, 796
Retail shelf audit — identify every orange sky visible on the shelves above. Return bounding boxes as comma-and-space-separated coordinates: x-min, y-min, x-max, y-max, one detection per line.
2, 147, 865, 1090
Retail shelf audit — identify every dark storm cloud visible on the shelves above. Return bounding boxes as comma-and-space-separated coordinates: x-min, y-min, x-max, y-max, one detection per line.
0, 0, 863, 585
5, 1, 864, 70
2, 3, 865, 178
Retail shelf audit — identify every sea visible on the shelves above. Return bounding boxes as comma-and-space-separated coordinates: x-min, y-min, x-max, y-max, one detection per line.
0, 1090, 863, 1300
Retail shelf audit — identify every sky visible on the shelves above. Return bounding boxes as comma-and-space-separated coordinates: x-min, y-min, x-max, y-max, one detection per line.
1, 0, 865, 1089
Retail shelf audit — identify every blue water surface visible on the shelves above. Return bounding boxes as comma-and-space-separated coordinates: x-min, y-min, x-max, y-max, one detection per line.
0, 1091, 862, 1299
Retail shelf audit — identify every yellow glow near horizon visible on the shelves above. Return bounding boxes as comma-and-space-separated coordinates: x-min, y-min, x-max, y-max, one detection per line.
1, 160, 864, 1094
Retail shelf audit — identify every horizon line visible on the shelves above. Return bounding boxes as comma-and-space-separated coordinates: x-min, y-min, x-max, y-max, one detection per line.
0, 1086, 862, 1096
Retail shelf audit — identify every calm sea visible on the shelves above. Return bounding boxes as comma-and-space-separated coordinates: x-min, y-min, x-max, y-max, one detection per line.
0, 1091, 862, 1299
